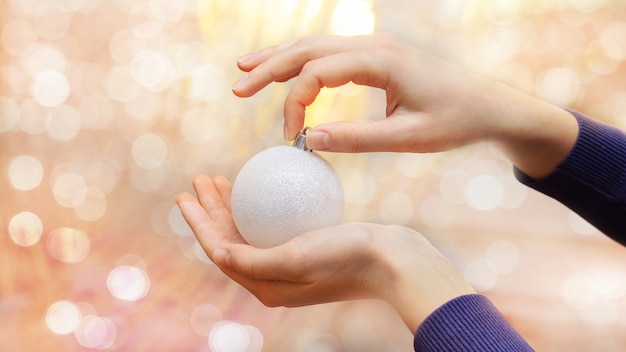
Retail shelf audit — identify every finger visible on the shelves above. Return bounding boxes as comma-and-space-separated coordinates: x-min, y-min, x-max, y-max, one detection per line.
212, 175, 232, 212
218, 243, 308, 282
232, 35, 374, 99
190, 175, 245, 245
175, 192, 221, 256
192, 175, 231, 223
305, 117, 423, 153
236, 39, 298, 72
213, 255, 304, 307
282, 50, 389, 140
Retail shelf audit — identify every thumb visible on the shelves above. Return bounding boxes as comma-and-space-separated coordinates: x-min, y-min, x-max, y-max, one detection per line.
214, 244, 296, 281
305, 118, 419, 153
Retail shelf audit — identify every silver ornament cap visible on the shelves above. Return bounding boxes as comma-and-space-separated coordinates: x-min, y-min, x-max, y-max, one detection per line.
292, 126, 312, 151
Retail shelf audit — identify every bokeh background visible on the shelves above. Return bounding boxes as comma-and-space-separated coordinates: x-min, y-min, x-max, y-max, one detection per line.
2, 0, 626, 351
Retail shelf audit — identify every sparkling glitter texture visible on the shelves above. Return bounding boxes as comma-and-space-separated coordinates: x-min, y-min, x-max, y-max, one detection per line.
231, 145, 344, 248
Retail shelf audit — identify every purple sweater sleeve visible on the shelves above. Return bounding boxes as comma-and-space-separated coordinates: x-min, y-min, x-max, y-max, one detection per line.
414, 294, 533, 351
414, 111, 626, 351
514, 110, 626, 244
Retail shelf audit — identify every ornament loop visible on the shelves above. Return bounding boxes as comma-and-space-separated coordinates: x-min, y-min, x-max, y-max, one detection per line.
293, 126, 312, 151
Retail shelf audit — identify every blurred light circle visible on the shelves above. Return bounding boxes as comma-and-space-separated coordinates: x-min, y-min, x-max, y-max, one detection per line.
178, 236, 199, 260
129, 165, 166, 192
535, 68, 581, 106
477, 26, 522, 65
128, 1, 164, 38
46, 227, 91, 263
481, 0, 521, 25
132, 133, 168, 169
190, 304, 223, 336
6, 0, 37, 17
600, 21, 626, 60
440, 170, 469, 205
583, 40, 620, 75
193, 241, 212, 263
245, 325, 264, 352
109, 28, 147, 64
46, 104, 82, 141
104, 136, 132, 172
173, 42, 212, 76
18, 99, 50, 134
569, 0, 606, 13
209, 321, 251, 352
33, 3, 71, 40
8, 155, 44, 191
52, 172, 87, 208
584, 264, 626, 299
394, 153, 434, 179
180, 107, 217, 144
77, 95, 114, 130
149, 0, 187, 23
180, 64, 227, 101
107, 265, 150, 301
84, 161, 120, 195
418, 195, 456, 230
55, 0, 87, 12
436, 0, 470, 26
568, 211, 598, 235
1, 19, 38, 56
124, 91, 162, 123
338, 167, 376, 206
500, 173, 528, 209
32, 70, 70, 107
561, 273, 597, 309
8, 211, 43, 247
331, 0, 375, 36
169, 204, 195, 237
45, 300, 82, 335
26, 45, 67, 76
106, 66, 142, 102
74, 187, 108, 221
74, 315, 117, 350
130, 49, 171, 90
116, 254, 148, 269
150, 201, 175, 236
485, 240, 520, 274
464, 258, 498, 292
378, 192, 414, 225
464, 174, 504, 211
0, 96, 19, 131
306, 333, 342, 352
339, 317, 379, 350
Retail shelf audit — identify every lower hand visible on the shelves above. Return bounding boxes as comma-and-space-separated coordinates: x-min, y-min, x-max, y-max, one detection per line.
176, 175, 475, 331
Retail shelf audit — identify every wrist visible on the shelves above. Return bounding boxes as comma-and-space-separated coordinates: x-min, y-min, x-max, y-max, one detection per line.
372, 226, 475, 332
486, 86, 579, 179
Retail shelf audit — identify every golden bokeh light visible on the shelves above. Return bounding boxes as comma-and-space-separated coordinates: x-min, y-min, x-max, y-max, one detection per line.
2, 0, 626, 351
331, 0, 375, 35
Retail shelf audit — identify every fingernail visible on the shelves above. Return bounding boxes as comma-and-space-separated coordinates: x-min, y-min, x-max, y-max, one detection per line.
213, 249, 231, 266
231, 74, 248, 92
237, 52, 257, 64
307, 131, 331, 151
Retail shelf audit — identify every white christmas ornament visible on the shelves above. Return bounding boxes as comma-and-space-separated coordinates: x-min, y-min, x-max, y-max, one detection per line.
231, 128, 344, 248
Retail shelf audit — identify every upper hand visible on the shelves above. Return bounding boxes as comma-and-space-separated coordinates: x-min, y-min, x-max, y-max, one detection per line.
231, 33, 498, 153
232, 33, 579, 179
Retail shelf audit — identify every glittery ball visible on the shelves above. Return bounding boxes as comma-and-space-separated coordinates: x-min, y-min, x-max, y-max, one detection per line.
231, 146, 344, 248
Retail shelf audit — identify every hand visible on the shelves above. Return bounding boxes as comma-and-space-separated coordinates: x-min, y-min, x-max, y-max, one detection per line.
176, 175, 475, 332
232, 33, 578, 179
